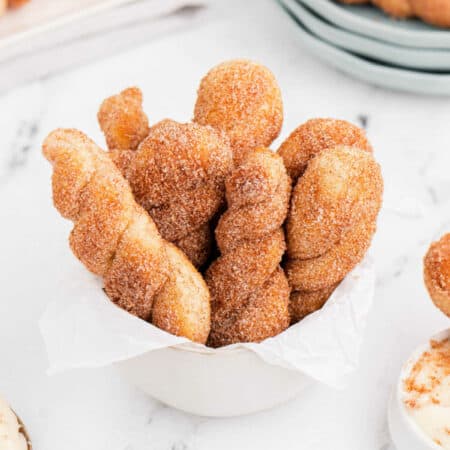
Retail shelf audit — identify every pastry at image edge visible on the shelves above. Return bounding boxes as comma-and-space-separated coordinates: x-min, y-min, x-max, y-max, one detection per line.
424, 233, 450, 317
0, 395, 28, 450
337, 0, 450, 28
43, 128, 210, 344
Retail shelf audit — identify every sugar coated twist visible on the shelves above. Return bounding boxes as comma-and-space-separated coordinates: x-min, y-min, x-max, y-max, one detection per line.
43, 129, 210, 344
205, 148, 291, 347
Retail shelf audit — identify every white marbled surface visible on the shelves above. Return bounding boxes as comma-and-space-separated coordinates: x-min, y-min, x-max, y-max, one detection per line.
0, 0, 449, 449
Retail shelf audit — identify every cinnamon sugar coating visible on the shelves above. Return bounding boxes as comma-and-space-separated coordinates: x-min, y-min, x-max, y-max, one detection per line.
205, 148, 291, 347
287, 145, 382, 259
127, 119, 232, 267
98, 87, 150, 174
289, 284, 338, 324
338, 0, 450, 27
43, 128, 210, 343
424, 233, 450, 317
278, 118, 372, 181
284, 145, 382, 300
194, 60, 283, 165
286, 215, 377, 291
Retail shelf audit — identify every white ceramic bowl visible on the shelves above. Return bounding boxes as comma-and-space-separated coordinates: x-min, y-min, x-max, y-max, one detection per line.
115, 345, 312, 417
388, 328, 450, 450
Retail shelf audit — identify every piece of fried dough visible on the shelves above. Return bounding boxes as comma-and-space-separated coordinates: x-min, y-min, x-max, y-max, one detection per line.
98, 87, 150, 174
194, 59, 283, 165
205, 148, 291, 347
127, 119, 232, 267
424, 233, 450, 317
43, 128, 210, 343
289, 284, 338, 324
278, 118, 372, 180
287, 146, 382, 260
286, 216, 377, 291
285, 146, 382, 293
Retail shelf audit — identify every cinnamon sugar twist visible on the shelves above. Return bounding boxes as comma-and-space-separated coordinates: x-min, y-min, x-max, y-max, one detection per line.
279, 119, 382, 323
194, 59, 283, 165
339, 0, 450, 28
205, 148, 291, 347
43, 128, 210, 344
99, 89, 233, 267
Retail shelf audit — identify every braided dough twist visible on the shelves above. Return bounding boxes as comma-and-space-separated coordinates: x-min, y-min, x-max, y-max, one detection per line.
205, 148, 291, 347
43, 128, 210, 344
339, 0, 450, 28
194, 59, 283, 165
98, 88, 233, 267
279, 119, 382, 322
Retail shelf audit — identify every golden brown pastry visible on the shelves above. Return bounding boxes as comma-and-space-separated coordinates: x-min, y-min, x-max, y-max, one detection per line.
285, 146, 383, 291
98, 87, 150, 175
278, 118, 372, 180
127, 119, 232, 267
338, 0, 450, 28
43, 128, 210, 344
194, 59, 283, 165
289, 284, 338, 324
424, 233, 450, 317
286, 144, 382, 260
205, 148, 291, 347
99, 89, 233, 268
282, 141, 382, 316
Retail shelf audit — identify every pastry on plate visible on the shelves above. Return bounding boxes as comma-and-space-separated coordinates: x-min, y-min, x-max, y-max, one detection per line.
338, 0, 450, 28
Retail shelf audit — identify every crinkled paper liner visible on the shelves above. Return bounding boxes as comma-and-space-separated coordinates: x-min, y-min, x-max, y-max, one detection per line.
40, 256, 375, 389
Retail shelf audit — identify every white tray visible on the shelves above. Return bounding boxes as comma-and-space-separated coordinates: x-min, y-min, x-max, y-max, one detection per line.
0, 0, 206, 92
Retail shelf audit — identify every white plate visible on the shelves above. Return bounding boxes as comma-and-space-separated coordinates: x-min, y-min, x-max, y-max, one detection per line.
298, 0, 450, 49
279, 0, 450, 95
285, 0, 450, 70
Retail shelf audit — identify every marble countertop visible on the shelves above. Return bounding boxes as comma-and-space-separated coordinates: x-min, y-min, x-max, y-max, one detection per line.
0, 0, 449, 449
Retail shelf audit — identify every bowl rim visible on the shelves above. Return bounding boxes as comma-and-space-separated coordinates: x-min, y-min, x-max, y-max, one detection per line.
394, 327, 450, 450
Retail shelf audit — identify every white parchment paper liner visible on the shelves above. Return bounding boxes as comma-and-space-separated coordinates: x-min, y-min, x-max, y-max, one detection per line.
40, 256, 375, 389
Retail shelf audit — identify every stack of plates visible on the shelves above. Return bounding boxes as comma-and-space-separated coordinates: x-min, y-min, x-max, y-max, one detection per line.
278, 0, 450, 95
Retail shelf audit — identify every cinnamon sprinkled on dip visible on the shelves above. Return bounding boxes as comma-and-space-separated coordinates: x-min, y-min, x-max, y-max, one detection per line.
403, 338, 450, 448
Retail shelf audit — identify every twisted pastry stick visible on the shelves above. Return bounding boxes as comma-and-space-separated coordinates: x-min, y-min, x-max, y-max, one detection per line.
278, 119, 382, 322
285, 147, 382, 303
43, 129, 210, 344
128, 119, 232, 267
98, 87, 150, 175
205, 148, 291, 347
194, 59, 283, 165
99, 89, 233, 267
339, 0, 450, 28
424, 233, 450, 317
